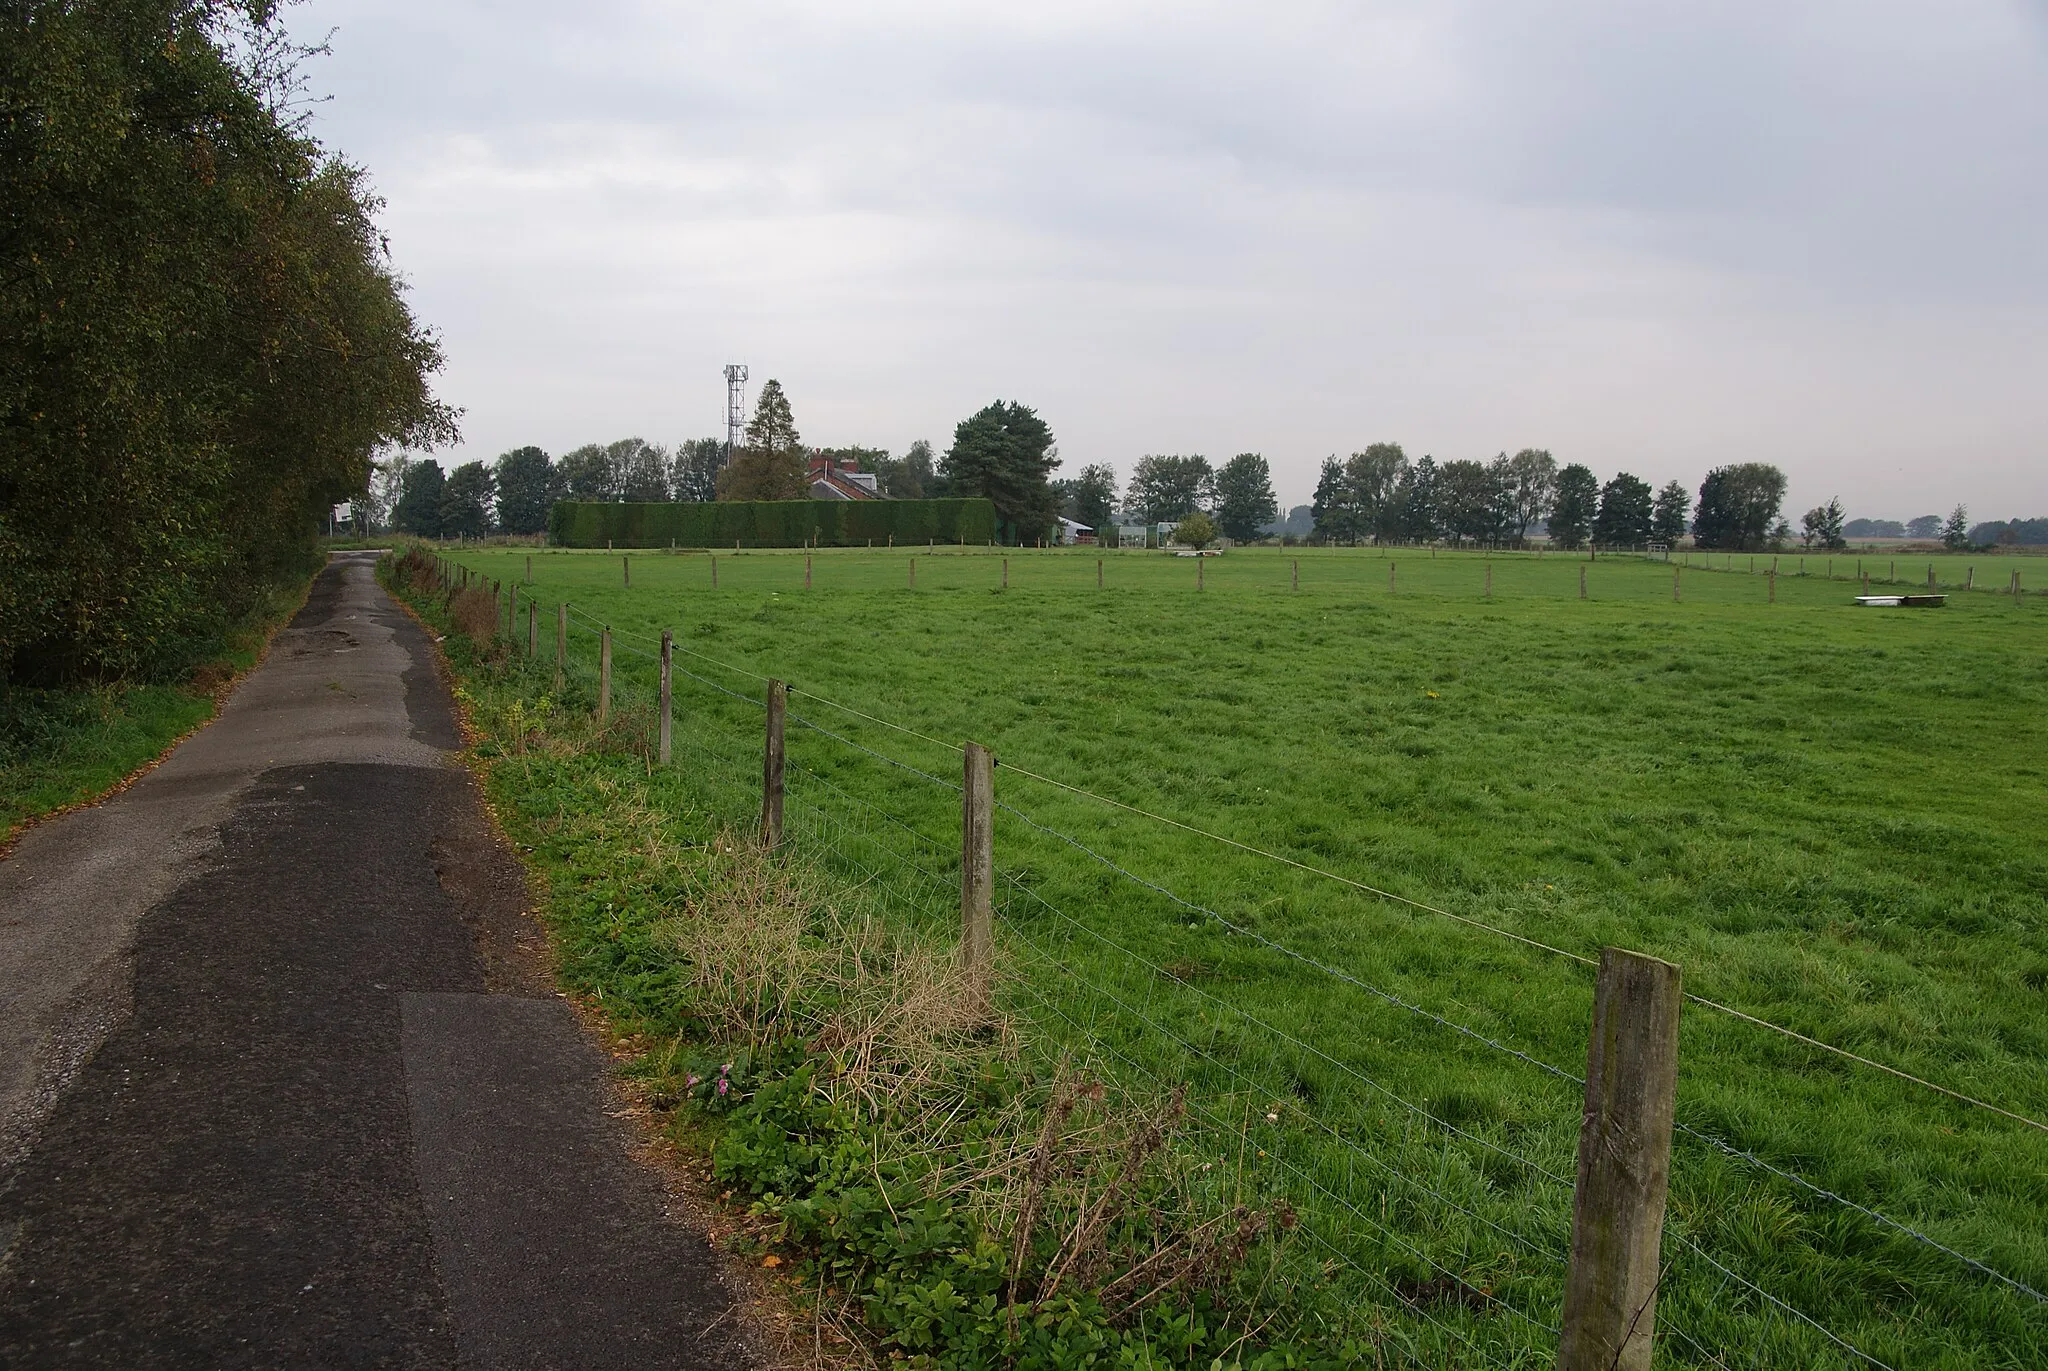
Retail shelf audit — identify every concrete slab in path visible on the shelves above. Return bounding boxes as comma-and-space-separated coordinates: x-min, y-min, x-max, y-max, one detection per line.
0, 554, 750, 1369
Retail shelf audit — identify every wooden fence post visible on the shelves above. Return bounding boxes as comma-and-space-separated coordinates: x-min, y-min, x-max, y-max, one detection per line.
1966, 566, 1974, 590
761, 680, 786, 848
1097, 558, 1103, 589
623, 555, 630, 588
1197, 557, 1204, 591
1927, 564, 1936, 589
598, 627, 612, 728
526, 554, 532, 583
1389, 562, 1397, 593
1484, 563, 1492, 598
1292, 559, 1299, 591
658, 631, 673, 766
961, 741, 995, 1017
528, 602, 537, 657
1559, 948, 1683, 1371
1673, 567, 1681, 603
1768, 569, 1775, 603
806, 555, 812, 589
555, 605, 566, 693
711, 554, 718, 588
1003, 556, 1009, 589
909, 557, 916, 588
1579, 564, 1587, 600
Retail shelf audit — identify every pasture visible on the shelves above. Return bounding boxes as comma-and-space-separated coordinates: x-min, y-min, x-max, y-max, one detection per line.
441, 542, 2047, 1366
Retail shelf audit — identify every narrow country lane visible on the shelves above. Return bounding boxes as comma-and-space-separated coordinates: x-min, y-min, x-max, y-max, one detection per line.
0, 553, 749, 1369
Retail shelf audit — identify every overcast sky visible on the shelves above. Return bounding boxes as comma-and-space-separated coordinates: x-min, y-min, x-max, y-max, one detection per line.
296, 0, 2048, 519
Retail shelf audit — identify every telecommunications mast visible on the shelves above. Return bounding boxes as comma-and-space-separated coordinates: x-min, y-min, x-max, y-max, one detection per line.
723, 363, 749, 466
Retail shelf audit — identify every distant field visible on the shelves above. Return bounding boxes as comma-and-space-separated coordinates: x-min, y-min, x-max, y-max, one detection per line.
448, 543, 2048, 1367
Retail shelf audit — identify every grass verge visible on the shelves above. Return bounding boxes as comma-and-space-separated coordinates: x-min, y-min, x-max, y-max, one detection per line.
1, 563, 319, 844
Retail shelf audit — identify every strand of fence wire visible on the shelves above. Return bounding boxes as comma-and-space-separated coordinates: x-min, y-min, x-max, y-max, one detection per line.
991, 783, 2048, 1316
1000, 875, 1572, 1266
989, 794, 1585, 1089
997, 917, 1549, 1363
1670, 1120, 2045, 1304
995, 761, 2048, 1136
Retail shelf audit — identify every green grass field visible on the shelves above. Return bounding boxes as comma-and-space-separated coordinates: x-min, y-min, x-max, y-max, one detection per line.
444, 542, 2047, 1367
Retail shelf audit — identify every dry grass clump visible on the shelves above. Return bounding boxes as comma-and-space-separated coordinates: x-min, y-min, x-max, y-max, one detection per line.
448, 586, 501, 647
668, 832, 993, 1120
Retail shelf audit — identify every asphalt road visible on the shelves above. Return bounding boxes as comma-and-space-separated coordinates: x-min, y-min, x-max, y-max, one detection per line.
0, 553, 748, 1369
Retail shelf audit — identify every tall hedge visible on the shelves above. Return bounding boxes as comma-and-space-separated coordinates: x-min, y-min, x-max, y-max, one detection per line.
548, 499, 998, 549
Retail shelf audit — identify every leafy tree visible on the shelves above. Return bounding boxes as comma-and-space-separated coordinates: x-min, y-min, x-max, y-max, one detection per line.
1395, 455, 1440, 542
1172, 510, 1219, 550
558, 444, 616, 500
895, 439, 937, 499
1124, 455, 1212, 523
718, 380, 808, 501
1212, 454, 1278, 542
1799, 497, 1847, 551
1905, 514, 1941, 539
671, 438, 724, 503
1310, 458, 1353, 544
1346, 444, 1410, 543
494, 447, 557, 534
439, 461, 496, 538
1941, 504, 1970, 552
393, 461, 448, 536
612, 438, 671, 501
1692, 464, 1788, 551
1069, 463, 1118, 532
1548, 464, 1599, 551
1504, 449, 1558, 546
1845, 518, 1904, 538
0, 0, 456, 681
1437, 458, 1509, 545
940, 401, 1060, 541
1593, 473, 1654, 549
1651, 480, 1691, 544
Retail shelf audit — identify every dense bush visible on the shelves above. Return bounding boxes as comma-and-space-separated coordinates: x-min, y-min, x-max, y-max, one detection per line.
549, 499, 998, 549
0, 1, 455, 683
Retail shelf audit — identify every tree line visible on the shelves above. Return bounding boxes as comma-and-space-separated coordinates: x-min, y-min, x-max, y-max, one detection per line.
1, 1, 455, 684
379, 379, 1067, 544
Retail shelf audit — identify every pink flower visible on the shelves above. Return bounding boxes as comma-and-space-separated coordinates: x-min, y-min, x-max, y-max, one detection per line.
716, 1077, 730, 1097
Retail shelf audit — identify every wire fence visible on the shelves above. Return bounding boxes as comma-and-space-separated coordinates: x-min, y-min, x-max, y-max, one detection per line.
517, 592, 2045, 1367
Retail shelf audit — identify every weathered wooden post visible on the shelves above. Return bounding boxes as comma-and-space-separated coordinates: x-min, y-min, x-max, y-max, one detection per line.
1291, 559, 1299, 591
658, 630, 673, 766
761, 680, 786, 848
805, 555, 812, 590
1097, 558, 1103, 589
961, 741, 995, 1018
1484, 563, 1492, 598
1966, 566, 1974, 590
1002, 556, 1009, 589
909, 557, 916, 588
526, 554, 532, 582
1197, 557, 1204, 591
528, 602, 537, 657
1928, 564, 1936, 589
555, 605, 566, 693
1863, 571, 1869, 594
1768, 569, 1775, 603
623, 555, 630, 588
1389, 562, 1397, 593
1579, 564, 1588, 600
1558, 948, 1683, 1371
598, 628, 612, 728
711, 555, 718, 588
1673, 567, 1681, 603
